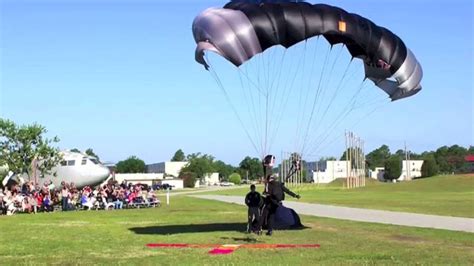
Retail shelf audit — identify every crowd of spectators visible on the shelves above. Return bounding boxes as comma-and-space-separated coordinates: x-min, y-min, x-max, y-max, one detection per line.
0, 180, 161, 216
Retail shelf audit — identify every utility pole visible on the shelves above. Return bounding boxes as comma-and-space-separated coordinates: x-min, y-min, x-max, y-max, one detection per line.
345, 130, 349, 189
404, 142, 410, 181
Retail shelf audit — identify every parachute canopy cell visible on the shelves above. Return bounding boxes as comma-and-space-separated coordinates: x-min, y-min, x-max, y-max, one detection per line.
192, 1, 422, 101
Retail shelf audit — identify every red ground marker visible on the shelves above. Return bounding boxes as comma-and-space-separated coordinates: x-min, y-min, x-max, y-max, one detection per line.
146, 243, 320, 255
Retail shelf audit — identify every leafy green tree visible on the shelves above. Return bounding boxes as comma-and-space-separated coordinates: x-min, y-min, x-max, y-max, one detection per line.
70, 148, 81, 153
468, 146, 474, 154
319, 156, 337, 162
434, 146, 450, 173
384, 156, 402, 180
228, 173, 241, 185
0, 164, 8, 180
180, 153, 215, 181
85, 148, 100, 162
0, 119, 61, 181
447, 145, 468, 172
171, 149, 186, 162
116, 156, 146, 173
394, 149, 406, 158
421, 155, 439, 178
434, 145, 468, 173
179, 172, 196, 188
238, 156, 263, 180
213, 160, 235, 181
410, 152, 422, 160
366, 145, 391, 170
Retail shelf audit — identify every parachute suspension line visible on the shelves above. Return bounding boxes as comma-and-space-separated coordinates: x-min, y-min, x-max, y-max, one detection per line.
296, 37, 320, 153
305, 79, 370, 157
268, 47, 302, 149
248, 60, 268, 156
303, 53, 369, 157
236, 59, 269, 156
256, 51, 264, 156
350, 82, 390, 110
205, 56, 261, 157
301, 45, 352, 155
266, 44, 307, 156
271, 42, 308, 154
262, 48, 283, 156
307, 80, 368, 154
308, 44, 345, 129
264, 83, 270, 157
237, 66, 267, 97
293, 41, 310, 154
295, 43, 332, 156
310, 97, 389, 157
265, 48, 288, 154
261, 49, 270, 156
308, 78, 391, 158
238, 67, 264, 157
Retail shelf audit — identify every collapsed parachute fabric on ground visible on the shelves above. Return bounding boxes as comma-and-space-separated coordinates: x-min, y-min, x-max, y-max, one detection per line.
262, 203, 304, 230
192, 1, 422, 101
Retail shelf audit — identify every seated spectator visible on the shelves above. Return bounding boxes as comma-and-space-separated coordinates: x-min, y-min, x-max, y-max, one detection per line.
112, 191, 123, 210
42, 194, 53, 212
81, 193, 95, 210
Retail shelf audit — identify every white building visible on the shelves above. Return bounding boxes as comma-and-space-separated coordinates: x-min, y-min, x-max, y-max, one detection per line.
115, 161, 220, 188
311, 160, 349, 184
114, 173, 164, 186
369, 167, 385, 181
146, 161, 188, 178
398, 160, 423, 181
203, 173, 219, 186
368, 160, 424, 182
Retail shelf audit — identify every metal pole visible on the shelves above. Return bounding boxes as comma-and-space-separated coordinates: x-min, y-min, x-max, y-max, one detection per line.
405, 142, 409, 181
345, 131, 348, 189
349, 131, 352, 189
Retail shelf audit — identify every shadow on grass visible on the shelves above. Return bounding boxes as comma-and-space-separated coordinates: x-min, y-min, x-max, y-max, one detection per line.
129, 223, 310, 235
130, 223, 247, 235
221, 236, 261, 243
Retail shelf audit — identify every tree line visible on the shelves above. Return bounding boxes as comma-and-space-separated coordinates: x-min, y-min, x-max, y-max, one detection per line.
2, 119, 472, 186
115, 149, 264, 188
364, 144, 474, 180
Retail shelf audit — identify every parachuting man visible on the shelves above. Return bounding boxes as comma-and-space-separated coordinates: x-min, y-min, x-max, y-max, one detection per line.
258, 155, 300, 236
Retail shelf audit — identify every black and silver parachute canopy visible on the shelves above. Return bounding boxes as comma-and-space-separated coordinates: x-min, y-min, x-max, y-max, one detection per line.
192, 1, 423, 101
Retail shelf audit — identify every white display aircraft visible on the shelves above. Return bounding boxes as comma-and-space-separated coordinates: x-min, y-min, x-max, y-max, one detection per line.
2, 151, 110, 188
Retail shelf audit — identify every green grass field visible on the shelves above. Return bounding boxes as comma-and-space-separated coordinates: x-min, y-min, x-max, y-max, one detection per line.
1, 196, 473, 265
204, 175, 474, 218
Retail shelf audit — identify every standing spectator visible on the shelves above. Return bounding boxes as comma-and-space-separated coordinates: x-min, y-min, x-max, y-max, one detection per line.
61, 184, 69, 211
245, 184, 262, 233
0, 188, 6, 215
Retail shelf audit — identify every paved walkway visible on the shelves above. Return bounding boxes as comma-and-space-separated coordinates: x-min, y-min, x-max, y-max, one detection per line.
192, 195, 474, 233
159, 186, 245, 197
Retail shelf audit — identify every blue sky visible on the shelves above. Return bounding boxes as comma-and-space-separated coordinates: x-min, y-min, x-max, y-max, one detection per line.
1, 0, 472, 165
